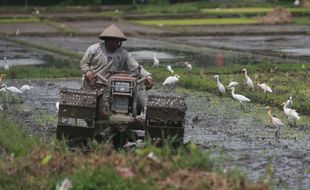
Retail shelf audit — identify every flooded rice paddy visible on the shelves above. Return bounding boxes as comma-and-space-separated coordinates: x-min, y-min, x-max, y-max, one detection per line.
0, 35, 309, 189
1, 78, 309, 189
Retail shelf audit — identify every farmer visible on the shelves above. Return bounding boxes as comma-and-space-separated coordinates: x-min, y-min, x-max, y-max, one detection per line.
80, 24, 153, 91
80, 24, 153, 146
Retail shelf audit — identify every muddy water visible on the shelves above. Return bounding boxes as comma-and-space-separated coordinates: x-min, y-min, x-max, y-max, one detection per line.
21, 36, 308, 68
183, 89, 310, 190
1, 79, 309, 189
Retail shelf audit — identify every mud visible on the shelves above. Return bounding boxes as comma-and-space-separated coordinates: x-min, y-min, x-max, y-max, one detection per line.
0, 78, 309, 189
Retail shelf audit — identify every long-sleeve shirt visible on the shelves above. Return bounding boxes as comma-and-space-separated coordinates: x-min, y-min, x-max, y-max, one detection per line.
80, 42, 152, 80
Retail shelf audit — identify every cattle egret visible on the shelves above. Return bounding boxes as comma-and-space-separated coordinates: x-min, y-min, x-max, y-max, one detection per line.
257, 82, 272, 94
282, 102, 300, 125
286, 96, 293, 108
0, 74, 6, 83
229, 87, 250, 111
184, 61, 192, 74
153, 53, 159, 67
294, 0, 300, 6
227, 81, 239, 88
242, 68, 254, 91
55, 102, 59, 112
214, 75, 226, 97
162, 74, 180, 90
4, 57, 9, 71
20, 85, 34, 92
15, 28, 20, 36
266, 106, 286, 140
167, 65, 174, 74
1, 84, 23, 94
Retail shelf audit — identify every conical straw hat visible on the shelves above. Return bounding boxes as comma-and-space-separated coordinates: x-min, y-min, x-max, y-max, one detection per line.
99, 24, 127, 41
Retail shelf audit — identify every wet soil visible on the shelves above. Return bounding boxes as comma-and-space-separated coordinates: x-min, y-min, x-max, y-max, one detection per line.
167, 35, 310, 60
0, 79, 309, 189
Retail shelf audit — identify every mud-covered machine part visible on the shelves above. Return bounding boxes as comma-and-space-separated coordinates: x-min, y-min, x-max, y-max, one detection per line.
56, 87, 187, 143
56, 88, 97, 139
145, 94, 186, 141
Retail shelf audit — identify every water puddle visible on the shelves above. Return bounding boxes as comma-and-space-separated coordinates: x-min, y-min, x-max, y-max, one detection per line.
130, 50, 184, 60
278, 48, 310, 56
0, 58, 44, 68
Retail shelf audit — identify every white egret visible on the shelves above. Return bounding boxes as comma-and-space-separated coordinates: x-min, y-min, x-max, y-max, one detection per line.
0, 104, 3, 111
15, 28, 19, 36
184, 61, 192, 74
152, 53, 159, 67
282, 102, 300, 125
4, 57, 9, 71
214, 75, 226, 97
286, 96, 293, 108
167, 65, 174, 74
20, 85, 34, 92
0, 88, 6, 92
266, 106, 286, 140
229, 87, 250, 111
294, 0, 300, 6
162, 74, 180, 90
226, 81, 239, 88
257, 82, 272, 94
55, 102, 59, 112
1, 84, 23, 94
242, 68, 254, 91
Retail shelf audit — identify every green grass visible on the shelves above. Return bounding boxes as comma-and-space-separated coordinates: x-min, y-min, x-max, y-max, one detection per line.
131, 18, 258, 26
201, 7, 272, 14
201, 7, 310, 15
0, 18, 40, 24
0, 115, 41, 156
294, 17, 310, 25
146, 62, 310, 115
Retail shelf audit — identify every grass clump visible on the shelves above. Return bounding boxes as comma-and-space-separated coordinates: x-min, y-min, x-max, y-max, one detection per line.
131, 18, 258, 26
0, 18, 40, 24
0, 115, 40, 156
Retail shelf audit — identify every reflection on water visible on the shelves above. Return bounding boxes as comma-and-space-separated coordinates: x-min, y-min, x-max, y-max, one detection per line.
279, 48, 310, 56
130, 50, 184, 60
0, 58, 44, 68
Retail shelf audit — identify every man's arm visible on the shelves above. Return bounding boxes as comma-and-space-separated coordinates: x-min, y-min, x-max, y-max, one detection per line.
126, 52, 153, 89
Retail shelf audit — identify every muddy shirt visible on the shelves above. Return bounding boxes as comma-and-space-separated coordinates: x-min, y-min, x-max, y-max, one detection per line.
80, 42, 151, 81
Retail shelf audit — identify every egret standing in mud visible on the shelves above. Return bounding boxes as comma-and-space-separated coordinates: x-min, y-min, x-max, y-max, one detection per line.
266, 106, 286, 140
167, 65, 174, 74
162, 74, 180, 91
282, 102, 300, 126
229, 87, 250, 112
184, 61, 192, 75
55, 101, 59, 112
4, 57, 9, 71
20, 85, 34, 92
153, 53, 159, 67
1, 84, 23, 94
257, 82, 272, 94
214, 75, 226, 98
242, 68, 254, 91
286, 96, 293, 108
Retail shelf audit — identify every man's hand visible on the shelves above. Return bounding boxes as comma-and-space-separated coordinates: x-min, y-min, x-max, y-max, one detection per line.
86, 71, 95, 82
144, 77, 154, 90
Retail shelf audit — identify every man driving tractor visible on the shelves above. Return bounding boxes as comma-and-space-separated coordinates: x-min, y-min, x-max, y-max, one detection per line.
79, 24, 154, 146
80, 24, 153, 91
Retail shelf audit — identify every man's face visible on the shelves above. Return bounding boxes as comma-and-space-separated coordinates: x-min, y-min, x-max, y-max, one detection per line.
105, 38, 121, 52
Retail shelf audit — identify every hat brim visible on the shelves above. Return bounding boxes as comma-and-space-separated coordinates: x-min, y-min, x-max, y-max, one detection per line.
99, 36, 127, 41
